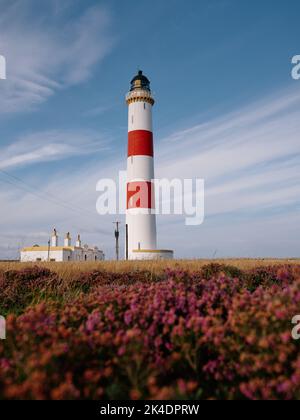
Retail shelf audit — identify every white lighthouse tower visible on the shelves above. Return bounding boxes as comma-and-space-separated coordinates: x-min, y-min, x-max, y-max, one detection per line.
125, 70, 173, 260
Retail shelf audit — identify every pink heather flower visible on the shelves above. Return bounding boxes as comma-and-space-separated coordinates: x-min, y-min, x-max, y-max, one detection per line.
203, 360, 218, 374
277, 381, 291, 394
154, 336, 162, 347
280, 332, 291, 344
240, 383, 254, 400
118, 346, 126, 356
291, 374, 300, 385
275, 310, 285, 320
124, 311, 132, 325
0, 359, 10, 371
246, 335, 256, 345
177, 379, 187, 394
173, 325, 184, 337
165, 342, 173, 351
62, 344, 69, 353
130, 302, 138, 311
86, 312, 100, 333
105, 308, 115, 322
166, 309, 176, 325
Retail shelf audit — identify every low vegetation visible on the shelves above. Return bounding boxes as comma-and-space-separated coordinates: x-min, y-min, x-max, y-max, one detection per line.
0, 258, 299, 279
0, 260, 300, 400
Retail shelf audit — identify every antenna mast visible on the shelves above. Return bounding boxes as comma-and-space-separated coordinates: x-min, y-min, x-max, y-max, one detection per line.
113, 221, 121, 261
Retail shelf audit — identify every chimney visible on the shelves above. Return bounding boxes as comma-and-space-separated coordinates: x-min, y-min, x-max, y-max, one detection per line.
76, 234, 82, 248
51, 228, 58, 247
64, 232, 71, 247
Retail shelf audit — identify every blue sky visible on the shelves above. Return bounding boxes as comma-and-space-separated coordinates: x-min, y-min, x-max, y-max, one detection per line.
0, 0, 300, 259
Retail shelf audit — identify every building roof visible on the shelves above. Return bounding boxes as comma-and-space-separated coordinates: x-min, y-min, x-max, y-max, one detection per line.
22, 246, 75, 252
21, 246, 104, 252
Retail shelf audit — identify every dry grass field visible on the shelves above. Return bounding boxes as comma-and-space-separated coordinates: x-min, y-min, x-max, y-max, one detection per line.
0, 258, 299, 281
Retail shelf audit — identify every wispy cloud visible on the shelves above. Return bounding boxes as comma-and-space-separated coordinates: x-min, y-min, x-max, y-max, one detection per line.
0, 129, 109, 170
0, 0, 114, 114
157, 88, 300, 218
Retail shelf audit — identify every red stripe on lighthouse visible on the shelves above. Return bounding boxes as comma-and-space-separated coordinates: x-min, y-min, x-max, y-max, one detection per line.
127, 181, 155, 209
128, 130, 153, 157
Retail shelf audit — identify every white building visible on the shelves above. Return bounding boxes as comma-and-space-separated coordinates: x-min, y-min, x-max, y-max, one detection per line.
21, 230, 105, 262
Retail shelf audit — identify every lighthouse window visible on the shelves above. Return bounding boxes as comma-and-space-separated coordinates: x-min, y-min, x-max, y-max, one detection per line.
144, 103, 146, 110
131, 115, 134, 124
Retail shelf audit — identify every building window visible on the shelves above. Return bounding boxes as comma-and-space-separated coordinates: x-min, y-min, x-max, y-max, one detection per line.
50, 259, 56, 262
85, 255, 87, 261
68, 256, 71, 261
36, 258, 42, 262
95, 256, 97, 261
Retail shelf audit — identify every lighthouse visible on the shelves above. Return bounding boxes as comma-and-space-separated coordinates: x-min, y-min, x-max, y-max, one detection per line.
125, 70, 173, 260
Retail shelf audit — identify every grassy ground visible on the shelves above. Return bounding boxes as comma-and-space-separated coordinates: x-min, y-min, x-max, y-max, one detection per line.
0, 258, 299, 281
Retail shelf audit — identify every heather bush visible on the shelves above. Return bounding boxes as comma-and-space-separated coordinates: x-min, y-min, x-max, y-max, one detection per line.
0, 267, 58, 315
200, 263, 243, 280
0, 267, 162, 315
1, 265, 300, 400
216, 283, 300, 400
245, 265, 299, 291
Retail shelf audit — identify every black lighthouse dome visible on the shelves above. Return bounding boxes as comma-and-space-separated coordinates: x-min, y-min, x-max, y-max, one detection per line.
130, 70, 151, 91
